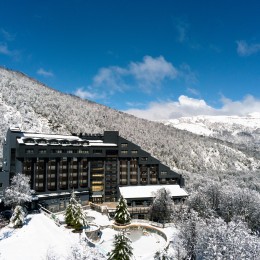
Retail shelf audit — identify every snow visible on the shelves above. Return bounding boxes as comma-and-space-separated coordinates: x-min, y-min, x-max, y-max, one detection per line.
163, 114, 260, 137
0, 214, 80, 260
0, 210, 176, 260
17, 133, 117, 147
101, 227, 167, 259
119, 185, 188, 199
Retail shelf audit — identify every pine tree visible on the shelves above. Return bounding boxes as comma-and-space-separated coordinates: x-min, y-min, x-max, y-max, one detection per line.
108, 233, 133, 260
114, 196, 131, 225
10, 205, 25, 228
65, 190, 87, 231
65, 191, 78, 226
72, 203, 87, 231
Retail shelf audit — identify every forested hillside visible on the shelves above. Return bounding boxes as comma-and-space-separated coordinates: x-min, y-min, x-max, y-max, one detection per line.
1, 67, 259, 258
0, 67, 259, 176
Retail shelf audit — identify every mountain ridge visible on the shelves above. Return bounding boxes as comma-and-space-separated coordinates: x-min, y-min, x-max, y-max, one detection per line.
0, 67, 259, 174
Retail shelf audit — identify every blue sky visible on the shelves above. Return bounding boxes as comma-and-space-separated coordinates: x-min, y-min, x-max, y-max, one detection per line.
1, 0, 260, 120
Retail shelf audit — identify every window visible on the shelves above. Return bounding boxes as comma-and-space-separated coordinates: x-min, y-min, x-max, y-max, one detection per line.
131, 150, 138, 154
121, 150, 128, 154
141, 157, 148, 161
25, 149, 34, 154
121, 143, 128, 148
78, 149, 89, 154
161, 171, 168, 176
67, 150, 73, 153
93, 149, 102, 154
39, 149, 47, 154
37, 139, 47, 144
51, 149, 62, 154
24, 138, 35, 144
49, 139, 59, 145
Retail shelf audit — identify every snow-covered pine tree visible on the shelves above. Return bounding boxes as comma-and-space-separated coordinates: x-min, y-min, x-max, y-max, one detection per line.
65, 190, 78, 227
72, 203, 87, 231
114, 196, 131, 225
10, 205, 25, 228
149, 188, 173, 225
107, 232, 133, 260
4, 173, 33, 208
65, 190, 87, 231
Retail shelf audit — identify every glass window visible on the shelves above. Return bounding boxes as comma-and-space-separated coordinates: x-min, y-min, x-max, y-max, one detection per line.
121, 143, 128, 148
25, 149, 34, 154
121, 150, 128, 154
131, 150, 138, 154
93, 149, 102, 154
79, 149, 89, 154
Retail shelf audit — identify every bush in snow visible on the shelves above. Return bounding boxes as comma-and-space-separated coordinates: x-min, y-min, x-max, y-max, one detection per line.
10, 205, 25, 228
149, 188, 173, 225
154, 249, 172, 260
107, 232, 133, 260
4, 173, 33, 209
67, 243, 104, 260
114, 196, 131, 225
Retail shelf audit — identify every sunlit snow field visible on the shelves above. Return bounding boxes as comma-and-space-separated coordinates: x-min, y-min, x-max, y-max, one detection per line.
0, 210, 176, 260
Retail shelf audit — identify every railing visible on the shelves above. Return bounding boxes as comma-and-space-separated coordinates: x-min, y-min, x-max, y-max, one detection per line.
130, 219, 173, 228
38, 204, 61, 226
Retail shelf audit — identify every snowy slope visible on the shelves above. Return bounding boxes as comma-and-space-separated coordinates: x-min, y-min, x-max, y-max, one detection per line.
0, 214, 81, 260
162, 114, 260, 149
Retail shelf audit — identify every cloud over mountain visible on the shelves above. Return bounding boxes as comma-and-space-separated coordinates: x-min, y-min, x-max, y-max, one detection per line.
125, 95, 260, 120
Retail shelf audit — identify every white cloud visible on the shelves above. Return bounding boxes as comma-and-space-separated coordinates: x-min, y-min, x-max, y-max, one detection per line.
174, 18, 189, 43
129, 56, 178, 87
74, 56, 196, 102
0, 29, 15, 41
187, 87, 200, 96
236, 40, 260, 56
124, 95, 260, 120
0, 43, 20, 60
37, 68, 54, 77
0, 44, 12, 56
92, 55, 178, 94
74, 87, 104, 100
93, 66, 128, 94
179, 63, 198, 85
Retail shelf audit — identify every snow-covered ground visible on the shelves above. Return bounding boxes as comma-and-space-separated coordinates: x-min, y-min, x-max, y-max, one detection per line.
0, 211, 177, 260
162, 114, 260, 136
0, 214, 80, 260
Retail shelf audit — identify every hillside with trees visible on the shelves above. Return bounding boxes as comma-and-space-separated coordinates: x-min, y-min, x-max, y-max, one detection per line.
0, 67, 259, 177
0, 67, 260, 258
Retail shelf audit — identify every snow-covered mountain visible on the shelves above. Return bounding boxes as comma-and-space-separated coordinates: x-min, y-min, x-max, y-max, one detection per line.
0, 67, 259, 174
162, 115, 260, 154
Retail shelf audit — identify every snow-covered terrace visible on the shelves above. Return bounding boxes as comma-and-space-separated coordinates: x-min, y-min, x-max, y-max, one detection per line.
119, 185, 188, 199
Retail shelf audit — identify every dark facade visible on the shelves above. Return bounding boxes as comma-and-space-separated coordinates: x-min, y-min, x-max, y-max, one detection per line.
0, 127, 185, 211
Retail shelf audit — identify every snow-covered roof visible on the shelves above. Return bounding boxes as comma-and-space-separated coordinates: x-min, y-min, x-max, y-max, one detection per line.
23, 133, 82, 141
119, 185, 188, 199
17, 133, 117, 147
